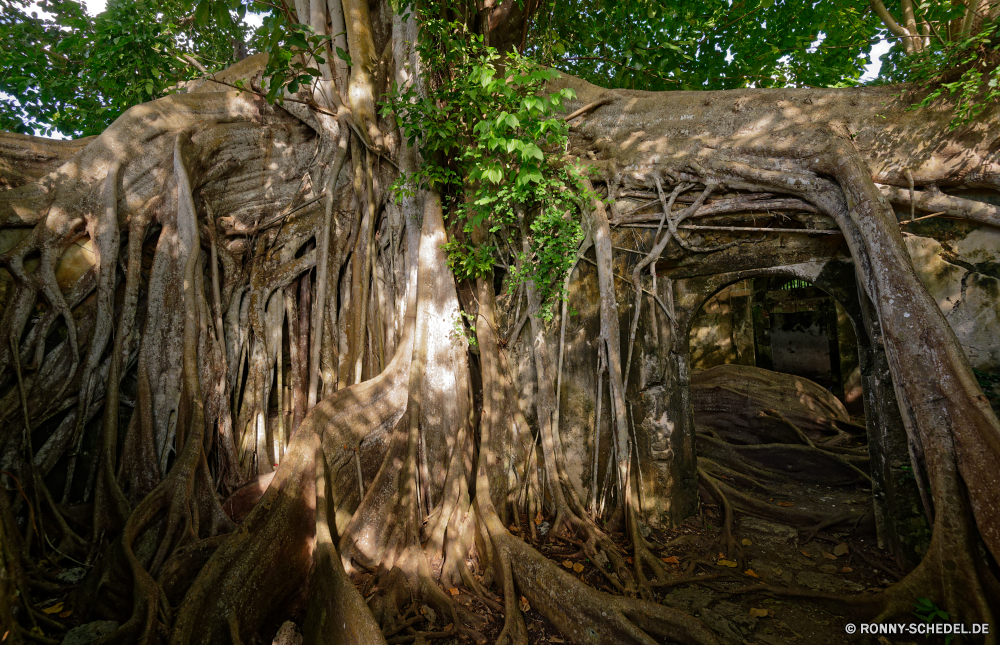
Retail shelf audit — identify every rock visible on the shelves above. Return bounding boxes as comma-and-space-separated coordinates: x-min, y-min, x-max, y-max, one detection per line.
713, 601, 759, 631
662, 586, 715, 611
795, 570, 864, 593
739, 517, 798, 543
697, 609, 745, 645
62, 621, 118, 645
55, 568, 87, 584
272, 621, 301, 645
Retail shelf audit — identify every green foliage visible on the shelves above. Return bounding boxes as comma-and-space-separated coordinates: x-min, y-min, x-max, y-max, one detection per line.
451, 310, 478, 347
246, 6, 335, 103
913, 597, 953, 643
0, 0, 248, 137
386, 15, 588, 318
530, 0, 882, 91
887, 22, 1000, 128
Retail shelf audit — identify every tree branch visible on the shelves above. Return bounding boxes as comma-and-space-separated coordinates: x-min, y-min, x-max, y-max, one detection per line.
869, 0, 916, 53
876, 183, 1000, 228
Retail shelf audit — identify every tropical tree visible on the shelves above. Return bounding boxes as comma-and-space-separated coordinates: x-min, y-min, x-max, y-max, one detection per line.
1, 1, 999, 644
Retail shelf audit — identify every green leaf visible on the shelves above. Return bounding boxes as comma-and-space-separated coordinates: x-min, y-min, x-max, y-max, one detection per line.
193, 0, 211, 26
521, 143, 543, 160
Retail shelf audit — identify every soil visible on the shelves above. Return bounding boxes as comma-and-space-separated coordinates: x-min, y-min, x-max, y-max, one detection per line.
16, 458, 942, 645
19, 379, 929, 645
332, 475, 910, 645
318, 485, 907, 645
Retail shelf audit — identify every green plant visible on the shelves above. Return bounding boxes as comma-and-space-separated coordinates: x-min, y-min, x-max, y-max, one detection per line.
892, 22, 1000, 129
243, 6, 337, 102
386, 13, 588, 319
913, 597, 954, 644
451, 310, 478, 347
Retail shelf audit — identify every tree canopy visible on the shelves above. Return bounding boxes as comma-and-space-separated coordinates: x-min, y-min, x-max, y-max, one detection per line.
4, 0, 998, 139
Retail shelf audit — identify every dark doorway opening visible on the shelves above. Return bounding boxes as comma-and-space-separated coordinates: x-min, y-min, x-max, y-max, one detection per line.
688, 276, 864, 416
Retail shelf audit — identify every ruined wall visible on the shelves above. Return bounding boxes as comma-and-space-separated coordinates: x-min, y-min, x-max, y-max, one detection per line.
503, 191, 1000, 554
902, 219, 1000, 372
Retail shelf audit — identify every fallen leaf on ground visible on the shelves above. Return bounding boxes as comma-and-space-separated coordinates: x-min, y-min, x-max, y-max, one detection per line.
661, 556, 679, 564
58, 610, 72, 618
562, 560, 574, 569
573, 563, 584, 573
741, 538, 752, 546
776, 501, 794, 507
772, 567, 783, 576
2, 630, 8, 642
744, 569, 759, 578
534, 512, 543, 525
448, 587, 459, 596
878, 637, 891, 645
799, 550, 812, 558
718, 559, 738, 568
42, 603, 63, 615
833, 543, 849, 556
749, 607, 772, 618
550, 639, 565, 644
626, 557, 634, 564
822, 551, 838, 560
841, 566, 853, 573
520, 596, 530, 612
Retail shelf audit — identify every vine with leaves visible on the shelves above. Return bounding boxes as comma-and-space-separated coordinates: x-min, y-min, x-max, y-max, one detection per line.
899, 23, 999, 128
386, 12, 589, 319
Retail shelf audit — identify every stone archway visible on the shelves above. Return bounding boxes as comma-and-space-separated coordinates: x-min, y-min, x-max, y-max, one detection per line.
667, 259, 926, 566
512, 193, 995, 571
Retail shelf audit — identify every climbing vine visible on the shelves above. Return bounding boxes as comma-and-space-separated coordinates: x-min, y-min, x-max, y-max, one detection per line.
387, 13, 587, 317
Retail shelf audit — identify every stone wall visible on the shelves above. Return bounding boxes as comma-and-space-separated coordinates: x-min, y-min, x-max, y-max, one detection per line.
502, 194, 1000, 567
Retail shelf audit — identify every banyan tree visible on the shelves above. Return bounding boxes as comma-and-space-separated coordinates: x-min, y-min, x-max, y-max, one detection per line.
1, 0, 999, 643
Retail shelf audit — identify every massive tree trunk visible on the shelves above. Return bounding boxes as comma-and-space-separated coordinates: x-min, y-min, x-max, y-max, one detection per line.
1, 3, 999, 644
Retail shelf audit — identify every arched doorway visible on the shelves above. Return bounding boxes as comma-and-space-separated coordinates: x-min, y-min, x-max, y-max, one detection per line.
689, 275, 863, 415
669, 261, 928, 570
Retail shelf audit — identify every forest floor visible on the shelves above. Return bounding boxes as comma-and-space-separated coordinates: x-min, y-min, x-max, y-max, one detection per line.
25, 419, 927, 645
349, 471, 925, 645
26, 481, 925, 645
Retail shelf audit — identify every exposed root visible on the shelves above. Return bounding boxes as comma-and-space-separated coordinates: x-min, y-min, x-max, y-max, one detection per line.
697, 468, 742, 566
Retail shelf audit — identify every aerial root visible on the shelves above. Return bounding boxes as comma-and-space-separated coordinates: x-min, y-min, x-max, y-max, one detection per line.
697, 468, 743, 566
490, 548, 529, 645
364, 547, 487, 645
624, 505, 672, 599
